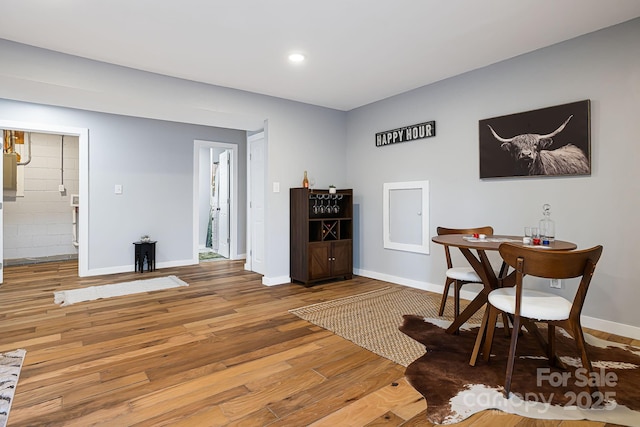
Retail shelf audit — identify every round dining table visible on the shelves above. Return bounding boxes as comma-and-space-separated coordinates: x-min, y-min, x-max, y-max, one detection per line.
431, 234, 577, 335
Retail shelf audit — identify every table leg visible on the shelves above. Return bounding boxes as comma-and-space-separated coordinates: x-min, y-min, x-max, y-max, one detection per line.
150, 244, 156, 271
135, 251, 142, 272
446, 290, 488, 334
446, 248, 495, 334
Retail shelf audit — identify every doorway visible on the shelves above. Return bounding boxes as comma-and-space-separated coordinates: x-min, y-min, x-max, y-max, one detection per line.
3, 132, 80, 265
0, 120, 89, 283
201, 147, 231, 261
193, 140, 238, 263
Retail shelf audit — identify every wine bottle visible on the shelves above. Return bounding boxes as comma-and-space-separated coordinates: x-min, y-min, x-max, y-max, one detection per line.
302, 170, 309, 188
539, 204, 555, 244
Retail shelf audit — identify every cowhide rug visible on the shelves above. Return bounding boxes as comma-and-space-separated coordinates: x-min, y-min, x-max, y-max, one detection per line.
400, 315, 640, 426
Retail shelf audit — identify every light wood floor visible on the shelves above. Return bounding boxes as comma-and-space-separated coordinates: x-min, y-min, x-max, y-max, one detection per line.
0, 260, 630, 426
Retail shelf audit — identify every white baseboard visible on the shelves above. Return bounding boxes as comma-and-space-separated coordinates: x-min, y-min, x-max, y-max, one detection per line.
354, 268, 442, 293
581, 315, 640, 341
85, 259, 195, 277
159, 259, 197, 269
354, 268, 640, 341
85, 265, 133, 276
234, 252, 246, 261
262, 275, 290, 286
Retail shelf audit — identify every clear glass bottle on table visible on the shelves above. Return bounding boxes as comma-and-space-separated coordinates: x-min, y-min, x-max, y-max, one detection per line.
539, 203, 555, 244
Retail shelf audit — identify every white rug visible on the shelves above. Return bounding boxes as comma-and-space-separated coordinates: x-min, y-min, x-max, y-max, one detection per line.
0, 349, 26, 427
53, 275, 189, 306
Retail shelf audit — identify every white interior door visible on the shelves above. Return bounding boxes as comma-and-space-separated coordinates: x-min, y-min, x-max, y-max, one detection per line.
249, 133, 265, 275
217, 150, 230, 258
193, 140, 237, 263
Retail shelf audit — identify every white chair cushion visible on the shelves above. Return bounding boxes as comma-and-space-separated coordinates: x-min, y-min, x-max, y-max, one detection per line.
488, 287, 572, 321
446, 267, 502, 282
446, 267, 481, 282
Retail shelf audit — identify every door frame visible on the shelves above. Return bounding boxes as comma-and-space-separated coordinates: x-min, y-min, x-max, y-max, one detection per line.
0, 119, 89, 280
192, 140, 238, 262
216, 149, 231, 258
246, 131, 266, 274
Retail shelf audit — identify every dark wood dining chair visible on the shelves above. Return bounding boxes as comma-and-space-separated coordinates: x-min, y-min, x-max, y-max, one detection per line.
436, 226, 494, 318
476, 243, 603, 399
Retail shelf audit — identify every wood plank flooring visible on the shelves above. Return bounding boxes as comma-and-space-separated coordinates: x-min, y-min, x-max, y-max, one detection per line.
0, 260, 631, 426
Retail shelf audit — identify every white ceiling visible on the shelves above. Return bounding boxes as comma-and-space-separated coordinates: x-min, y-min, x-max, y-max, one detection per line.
2, 0, 640, 111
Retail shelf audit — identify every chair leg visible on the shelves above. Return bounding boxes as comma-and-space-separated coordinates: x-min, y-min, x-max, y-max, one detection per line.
438, 277, 454, 316
501, 312, 511, 337
482, 305, 500, 362
504, 315, 521, 398
496, 262, 511, 336
454, 281, 461, 319
547, 324, 556, 366
521, 319, 565, 369
470, 305, 490, 366
571, 322, 601, 405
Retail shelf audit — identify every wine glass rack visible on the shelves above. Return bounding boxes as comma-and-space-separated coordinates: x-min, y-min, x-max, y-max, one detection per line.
290, 188, 353, 285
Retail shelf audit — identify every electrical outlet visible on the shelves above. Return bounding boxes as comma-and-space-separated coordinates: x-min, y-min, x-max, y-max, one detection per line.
550, 279, 562, 289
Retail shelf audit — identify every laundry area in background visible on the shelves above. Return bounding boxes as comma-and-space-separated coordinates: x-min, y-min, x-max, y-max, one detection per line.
3, 130, 79, 267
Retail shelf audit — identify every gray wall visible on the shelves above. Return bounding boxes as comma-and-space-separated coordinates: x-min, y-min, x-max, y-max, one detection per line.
0, 38, 347, 282
346, 18, 640, 331
0, 100, 246, 271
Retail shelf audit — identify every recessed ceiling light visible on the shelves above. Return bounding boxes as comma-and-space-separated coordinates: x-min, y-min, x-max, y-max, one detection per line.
288, 53, 305, 63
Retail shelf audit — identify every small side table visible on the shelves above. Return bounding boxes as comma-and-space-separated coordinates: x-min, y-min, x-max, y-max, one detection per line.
133, 240, 156, 273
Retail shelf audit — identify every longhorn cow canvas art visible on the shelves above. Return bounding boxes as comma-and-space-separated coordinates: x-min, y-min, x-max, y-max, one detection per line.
479, 100, 591, 179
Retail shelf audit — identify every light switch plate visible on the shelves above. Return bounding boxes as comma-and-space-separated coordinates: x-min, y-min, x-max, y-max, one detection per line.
273, 182, 280, 193
115, 184, 123, 194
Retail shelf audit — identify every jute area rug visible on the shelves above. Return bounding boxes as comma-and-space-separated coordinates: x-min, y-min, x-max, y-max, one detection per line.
53, 275, 189, 306
0, 349, 26, 427
289, 286, 482, 367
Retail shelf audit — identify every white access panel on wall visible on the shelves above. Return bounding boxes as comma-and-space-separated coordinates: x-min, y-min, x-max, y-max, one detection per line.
383, 180, 430, 254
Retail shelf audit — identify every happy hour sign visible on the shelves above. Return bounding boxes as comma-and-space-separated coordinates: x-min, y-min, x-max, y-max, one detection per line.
375, 121, 436, 147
